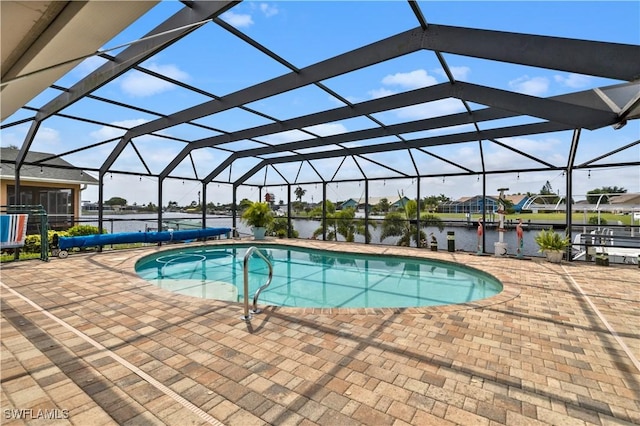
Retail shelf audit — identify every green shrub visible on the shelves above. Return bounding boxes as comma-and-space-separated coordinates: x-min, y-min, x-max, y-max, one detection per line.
588, 216, 607, 225
241, 202, 274, 228
268, 217, 299, 238
23, 234, 41, 253
66, 225, 105, 236
23, 230, 70, 253
534, 228, 571, 252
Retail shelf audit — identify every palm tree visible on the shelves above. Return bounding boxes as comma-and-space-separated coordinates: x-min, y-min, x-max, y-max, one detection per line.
377, 198, 390, 213
238, 198, 254, 211
268, 217, 299, 238
380, 198, 443, 247
294, 186, 306, 203
311, 201, 337, 240
312, 206, 376, 242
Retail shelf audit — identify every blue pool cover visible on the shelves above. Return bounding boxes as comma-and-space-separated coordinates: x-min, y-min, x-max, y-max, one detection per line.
58, 227, 231, 250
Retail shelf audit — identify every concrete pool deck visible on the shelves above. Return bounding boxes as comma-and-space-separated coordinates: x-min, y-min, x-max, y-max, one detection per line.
1, 239, 638, 425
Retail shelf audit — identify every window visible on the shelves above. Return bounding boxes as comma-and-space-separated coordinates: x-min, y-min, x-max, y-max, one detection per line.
7, 186, 75, 230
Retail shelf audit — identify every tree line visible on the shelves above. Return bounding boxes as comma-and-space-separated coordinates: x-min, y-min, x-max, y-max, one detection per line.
102, 184, 627, 213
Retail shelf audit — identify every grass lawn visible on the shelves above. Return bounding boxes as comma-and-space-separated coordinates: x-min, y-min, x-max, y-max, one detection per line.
436, 212, 634, 225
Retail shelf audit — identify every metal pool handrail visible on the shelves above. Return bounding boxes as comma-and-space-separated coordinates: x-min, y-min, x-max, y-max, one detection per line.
242, 246, 273, 321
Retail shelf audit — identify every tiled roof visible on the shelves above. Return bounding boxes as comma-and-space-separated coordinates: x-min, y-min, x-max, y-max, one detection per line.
0, 148, 98, 185
609, 193, 640, 204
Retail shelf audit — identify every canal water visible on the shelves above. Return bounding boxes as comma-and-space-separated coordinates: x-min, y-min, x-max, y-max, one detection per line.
79, 213, 548, 257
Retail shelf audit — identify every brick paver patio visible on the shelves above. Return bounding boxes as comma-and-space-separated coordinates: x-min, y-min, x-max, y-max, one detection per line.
1, 239, 638, 425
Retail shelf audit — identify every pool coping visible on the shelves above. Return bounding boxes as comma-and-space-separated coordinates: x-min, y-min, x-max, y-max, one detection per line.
123, 238, 522, 316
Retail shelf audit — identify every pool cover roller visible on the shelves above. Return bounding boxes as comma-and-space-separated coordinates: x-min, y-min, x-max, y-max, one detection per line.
58, 227, 232, 252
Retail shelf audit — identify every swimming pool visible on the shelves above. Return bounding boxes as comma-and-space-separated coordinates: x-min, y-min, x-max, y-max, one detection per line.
135, 243, 502, 309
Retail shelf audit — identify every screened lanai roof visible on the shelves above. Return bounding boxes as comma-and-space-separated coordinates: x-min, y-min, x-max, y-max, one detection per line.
1, 1, 639, 205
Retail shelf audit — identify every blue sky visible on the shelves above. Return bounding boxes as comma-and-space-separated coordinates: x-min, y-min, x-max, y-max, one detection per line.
2, 1, 639, 207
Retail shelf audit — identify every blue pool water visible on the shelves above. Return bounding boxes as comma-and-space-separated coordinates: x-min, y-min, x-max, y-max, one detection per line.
135, 244, 502, 309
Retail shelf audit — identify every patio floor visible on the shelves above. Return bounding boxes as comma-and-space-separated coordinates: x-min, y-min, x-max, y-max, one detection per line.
1, 239, 638, 425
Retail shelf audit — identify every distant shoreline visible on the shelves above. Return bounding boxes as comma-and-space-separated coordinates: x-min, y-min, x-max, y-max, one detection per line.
81, 210, 232, 216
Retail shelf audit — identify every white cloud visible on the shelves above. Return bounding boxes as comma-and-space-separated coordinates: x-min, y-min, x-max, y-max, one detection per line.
422, 136, 566, 177
483, 136, 566, 170
259, 3, 279, 17
221, 11, 254, 28
258, 129, 312, 144
73, 55, 108, 76
434, 66, 471, 80
508, 76, 549, 96
449, 66, 471, 80
368, 69, 438, 100
0, 127, 28, 148
368, 87, 396, 99
31, 127, 61, 150
502, 136, 562, 154
303, 123, 348, 137
120, 63, 189, 97
0, 124, 60, 156
381, 69, 438, 89
417, 123, 476, 136
554, 73, 591, 88
90, 119, 149, 140
222, 3, 277, 28
394, 98, 466, 120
